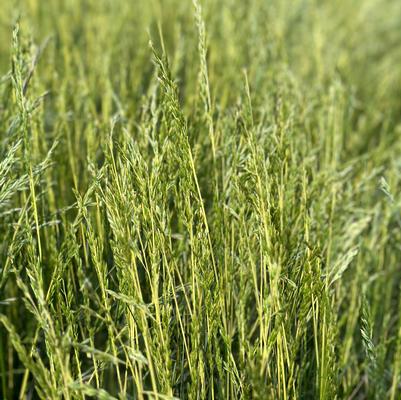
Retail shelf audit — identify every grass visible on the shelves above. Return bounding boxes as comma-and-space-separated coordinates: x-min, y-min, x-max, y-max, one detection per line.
0, 0, 401, 398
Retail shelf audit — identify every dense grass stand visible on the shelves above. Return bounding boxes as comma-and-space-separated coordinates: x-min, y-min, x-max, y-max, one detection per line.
0, 0, 400, 399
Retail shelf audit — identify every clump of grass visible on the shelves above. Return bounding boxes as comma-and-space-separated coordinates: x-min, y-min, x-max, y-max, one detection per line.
1, 0, 401, 399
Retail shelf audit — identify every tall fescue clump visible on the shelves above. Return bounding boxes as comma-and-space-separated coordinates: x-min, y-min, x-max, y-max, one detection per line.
0, 0, 401, 399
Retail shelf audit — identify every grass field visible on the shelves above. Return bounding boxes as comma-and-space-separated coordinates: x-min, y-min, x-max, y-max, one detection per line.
1, 0, 401, 399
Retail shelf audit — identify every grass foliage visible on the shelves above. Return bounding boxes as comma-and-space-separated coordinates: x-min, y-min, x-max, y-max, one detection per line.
1, 0, 401, 398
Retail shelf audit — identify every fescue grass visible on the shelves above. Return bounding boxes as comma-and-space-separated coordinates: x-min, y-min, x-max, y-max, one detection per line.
0, 0, 401, 398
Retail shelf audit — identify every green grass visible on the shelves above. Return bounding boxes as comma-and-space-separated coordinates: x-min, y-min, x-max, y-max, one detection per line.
0, 0, 401, 398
